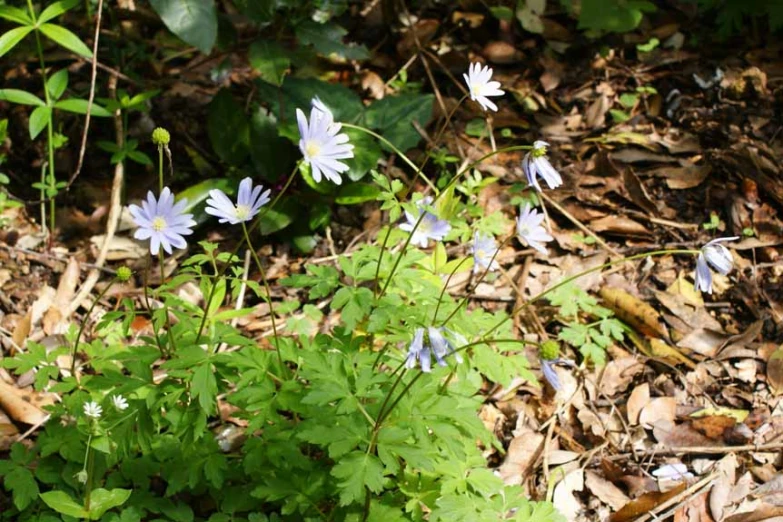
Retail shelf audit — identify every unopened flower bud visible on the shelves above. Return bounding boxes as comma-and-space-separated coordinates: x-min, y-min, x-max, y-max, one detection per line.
75, 470, 89, 484
116, 266, 132, 282
151, 127, 170, 146
539, 340, 560, 361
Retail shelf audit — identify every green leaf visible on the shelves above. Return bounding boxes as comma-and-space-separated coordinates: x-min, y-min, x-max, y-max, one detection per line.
149, 0, 217, 54
5, 466, 39, 511
46, 69, 69, 100
618, 93, 638, 108
0, 26, 33, 59
249, 108, 296, 183
54, 98, 112, 116
40, 490, 88, 518
248, 40, 289, 86
176, 178, 233, 225
38, 0, 80, 24
29, 106, 51, 140
490, 6, 514, 20
365, 94, 434, 152
295, 20, 369, 60
331, 287, 374, 331
0, 88, 44, 106
207, 89, 249, 165
87, 488, 132, 520
578, 0, 655, 33
331, 452, 385, 506
335, 183, 381, 205
0, 6, 33, 25
258, 197, 297, 235
192, 362, 217, 414
233, 0, 274, 24
343, 128, 381, 182
39, 23, 92, 58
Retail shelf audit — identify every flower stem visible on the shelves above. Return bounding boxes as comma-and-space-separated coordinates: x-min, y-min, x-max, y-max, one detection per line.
71, 280, 115, 377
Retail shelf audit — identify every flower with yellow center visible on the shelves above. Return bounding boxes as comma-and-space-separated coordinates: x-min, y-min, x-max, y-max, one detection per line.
205, 177, 271, 226
463, 62, 504, 112
297, 98, 354, 184
128, 187, 196, 255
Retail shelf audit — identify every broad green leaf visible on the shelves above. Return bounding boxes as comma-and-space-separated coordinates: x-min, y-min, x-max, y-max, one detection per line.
39, 23, 92, 58
331, 286, 374, 330
344, 128, 381, 182
207, 89, 249, 165
87, 488, 132, 520
258, 197, 297, 235
0, 26, 33, 58
335, 183, 380, 205
5, 467, 38, 511
40, 490, 88, 518
331, 452, 384, 506
46, 69, 69, 100
249, 108, 297, 183
0, 6, 32, 25
54, 99, 112, 116
192, 363, 217, 414
249, 40, 289, 86
365, 94, 434, 151
29, 106, 51, 140
38, 0, 80, 24
233, 0, 274, 24
149, 0, 217, 54
295, 20, 369, 60
490, 6, 514, 20
578, 0, 655, 33
0, 89, 45, 106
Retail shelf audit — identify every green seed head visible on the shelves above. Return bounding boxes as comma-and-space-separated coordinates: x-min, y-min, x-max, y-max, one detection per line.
75, 470, 89, 484
151, 127, 171, 146
539, 340, 560, 361
116, 266, 133, 282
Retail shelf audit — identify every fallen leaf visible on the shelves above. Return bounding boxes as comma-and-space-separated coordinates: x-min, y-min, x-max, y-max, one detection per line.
586, 470, 631, 511
627, 383, 650, 426
639, 397, 677, 428
600, 287, 669, 339
43, 257, 80, 335
0, 380, 50, 425
599, 357, 646, 397
498, 427, 544, 485
553, 468, 585, 521
767, 345, 783, 394
610, 483, 687, 522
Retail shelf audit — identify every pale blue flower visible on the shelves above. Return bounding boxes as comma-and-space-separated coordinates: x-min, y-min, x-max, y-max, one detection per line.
205, 177, 271, 225
471, 232, 499, 273
694, 236, 739, 294
541, 359, 561, 391
405, 327, 465, 373
128, 187, 196, 255
399, 197, 451, 248
297, 99, 354, 185
523, 141, 562, 191
516, 203, 552, 255
463, 62, 504, 112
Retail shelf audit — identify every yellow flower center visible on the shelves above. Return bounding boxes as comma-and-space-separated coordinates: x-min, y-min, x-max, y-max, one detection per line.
235, 204, 250, 221
471, 83, 482, 96
152, 216, 167, 231
305, 140, 321, 159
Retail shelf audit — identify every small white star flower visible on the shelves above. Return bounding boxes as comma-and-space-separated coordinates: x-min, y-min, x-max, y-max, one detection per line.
516, 203, 553, 255
205, 177, 271, 225
694, 236, 739, 294
111, 394, 129, 411
523, 141, 563, 191
471, 232, 499, 273
297, 99, 354, 185
463, 62, 504, 112
83, 401, 102, 419
128, 187, 196, 256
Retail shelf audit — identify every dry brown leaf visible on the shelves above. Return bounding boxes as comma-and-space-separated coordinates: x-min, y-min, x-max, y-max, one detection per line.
43, 256, 80, 335
590, 215, 650, 235
648, 338, 697, 369
0, 409, 19, 450
767, 345, 783, 394
498, 427, 544, 485
585, 94, 611, 129
586, 470, 631, 511
710, 453, 740, 521
553, 468, 585, 521
361, 71, 386, 100
599, 357, 645, 397
0, 380, 50, 425
610, 483, 687, 522
11, 311, 31, 350
482, 41, 524, 64
627, 383, 650, 426
675, 491, 714, 522
600, 287, 669, 339
639, 397, 677, 428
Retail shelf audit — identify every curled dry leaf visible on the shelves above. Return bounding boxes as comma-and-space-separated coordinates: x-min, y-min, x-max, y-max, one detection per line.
43, 256, 80, 335
627, 383, 650, 426
586, 470, 631, 511
609, 483, 687, 522
639, 397, 677, 429
600, 287, 669, 339
599, 356, 646, 397
498, 427, 544, 485
0, 380, 50, 426
766, 345, 783, 394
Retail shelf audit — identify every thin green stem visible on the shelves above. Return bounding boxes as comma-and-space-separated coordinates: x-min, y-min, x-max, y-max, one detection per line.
373, 226, 393, 298
158, 146, 164, 192
71, 280, 115, 376
195, 261, 221, 346
432, 256, 472, 324
242, 222, 284, 376
141, 256, 166, 356
158, 251, 176, 354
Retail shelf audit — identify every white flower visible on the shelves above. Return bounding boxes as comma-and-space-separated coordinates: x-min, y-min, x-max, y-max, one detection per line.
694, 236, 739, 294
523, 141, 563, 191
516, 203, 553, 255
463, 62, 504, 112
471, 232, 499, 273
398, 197, 451, 248
652, 463, 693, 481
205, 177, 271, 225
83, 401, 102, 419
297, 100, 354, 185
128, 187, 196, 256
405, 327, 464, 373
111, 395, 129, 411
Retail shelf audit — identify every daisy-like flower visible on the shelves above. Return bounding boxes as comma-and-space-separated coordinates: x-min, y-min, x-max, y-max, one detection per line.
297, 100, 354, 185
471, 232, 499, 274
463, 62, 504, 112
405, 327, 465, 373
83, 401, 102, 419
694, 236, 739, 294
516, 203, 553, 255
523, 141, 563, 191
399, 197, 451, 248
205, 177, 271, 225
111, 394, 129, 411
128, 187, 196, 256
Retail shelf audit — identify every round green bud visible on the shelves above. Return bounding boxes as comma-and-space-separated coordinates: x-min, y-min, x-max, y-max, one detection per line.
116, 266, 133, 282
75, 470, 89, 484
151, 127, 170, 146
539, 340, 560, 361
